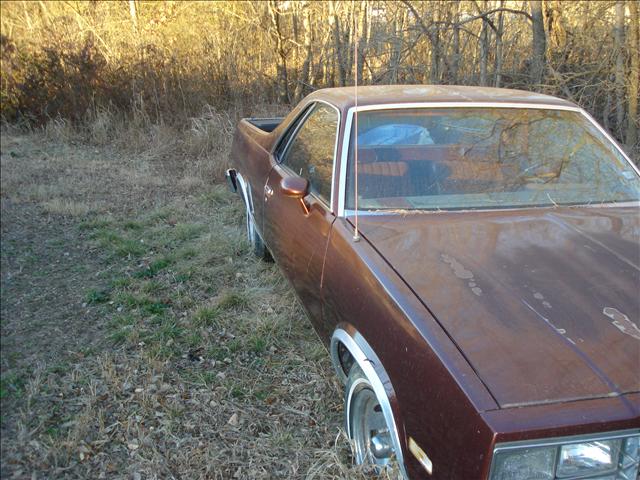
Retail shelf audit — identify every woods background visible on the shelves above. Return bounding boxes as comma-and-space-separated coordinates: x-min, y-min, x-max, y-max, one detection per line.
1, 0, 639, 158
0, 2, 639, 477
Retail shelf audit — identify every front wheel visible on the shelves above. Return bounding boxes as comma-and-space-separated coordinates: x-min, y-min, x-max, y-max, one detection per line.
345, 365, 396, 469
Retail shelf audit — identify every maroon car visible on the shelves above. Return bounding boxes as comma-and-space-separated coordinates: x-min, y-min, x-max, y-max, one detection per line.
226, 86, 640, 479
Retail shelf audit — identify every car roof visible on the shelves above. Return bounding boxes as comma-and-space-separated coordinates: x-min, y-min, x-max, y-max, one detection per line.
306, 85, 577, 110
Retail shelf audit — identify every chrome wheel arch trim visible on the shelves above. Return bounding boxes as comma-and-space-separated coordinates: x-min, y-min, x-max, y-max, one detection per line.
331, 327, 409, 479
235, 172, 265, 241
235, 172, 252, 213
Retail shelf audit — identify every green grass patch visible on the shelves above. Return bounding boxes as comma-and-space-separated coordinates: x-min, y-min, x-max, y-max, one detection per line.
108, 314, 137, 344
79, 216, 113, 231
178, 246, 198, 260
117, 293, 169, 316
134, 256, 174, 279
174, 271, 192, 283
147, 207, 174, 223
85, 288, 110, 304
206, 346, 228, 362
192, 306, 220, 327
46, 363, 69, 375
227, 339, 242, 354
0, 372, 26, 400
141, 280, 164, 295
94, 229, 147, 258
144, 301, 169, 316
110, 276, 132, 289
230, 385, 245, 399
254, 389, 271, 401
172, 223, 206, 242
153, 320, 184, 343
122, 220, 144, 231
186, 332, 203, 348
217, 291, 248, 310
248, 335, 268, 355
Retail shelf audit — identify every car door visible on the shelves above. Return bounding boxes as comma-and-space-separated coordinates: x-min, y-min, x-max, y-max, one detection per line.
263, 102, 339, 334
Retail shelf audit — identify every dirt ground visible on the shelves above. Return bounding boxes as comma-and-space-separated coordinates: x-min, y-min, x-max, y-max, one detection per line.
0, 127, 398, 479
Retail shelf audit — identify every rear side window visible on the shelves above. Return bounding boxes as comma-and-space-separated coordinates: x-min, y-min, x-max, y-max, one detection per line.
282, 103, 338, 202
274, 105, 313, 159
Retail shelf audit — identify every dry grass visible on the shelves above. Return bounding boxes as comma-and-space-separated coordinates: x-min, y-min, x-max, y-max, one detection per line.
0, 115, 401, 479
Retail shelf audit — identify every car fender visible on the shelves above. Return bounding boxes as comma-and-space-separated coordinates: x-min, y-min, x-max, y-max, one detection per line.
331, 324, 409, 479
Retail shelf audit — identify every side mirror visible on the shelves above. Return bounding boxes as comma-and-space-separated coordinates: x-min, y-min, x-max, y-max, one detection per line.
280, 176, 309, 198
280, 176, 310, 215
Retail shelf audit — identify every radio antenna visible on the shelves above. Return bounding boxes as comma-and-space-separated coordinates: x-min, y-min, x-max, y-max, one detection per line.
353, 8, 360, 242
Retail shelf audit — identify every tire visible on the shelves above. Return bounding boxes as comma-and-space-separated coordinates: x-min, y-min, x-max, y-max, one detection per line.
244, 200, 270, 261
344, 364, 396, 469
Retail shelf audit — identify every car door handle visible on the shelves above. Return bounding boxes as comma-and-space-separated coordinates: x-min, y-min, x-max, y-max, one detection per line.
264, 185, 274, 197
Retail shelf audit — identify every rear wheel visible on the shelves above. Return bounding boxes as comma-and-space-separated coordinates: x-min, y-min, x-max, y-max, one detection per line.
345, 365, 396, 469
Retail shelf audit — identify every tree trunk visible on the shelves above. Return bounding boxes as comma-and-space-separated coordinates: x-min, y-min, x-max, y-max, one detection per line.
329, 1, 346, 86
480, 18, 489, 86
627, 0, 639, 151
294, 10, 312, 102
530, 0, 546, 86
268, 1, 289, 103
356, 1, 367, 84
389, 10, 404, 83
129, 0, 138, 33
494, 2, 505, 87
429, 3, 441, 85
615, 1, 626, 135
452, 19, 460, 84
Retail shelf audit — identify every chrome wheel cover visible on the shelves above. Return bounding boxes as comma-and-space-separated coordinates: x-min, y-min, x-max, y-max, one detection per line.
349, 380, 395, 467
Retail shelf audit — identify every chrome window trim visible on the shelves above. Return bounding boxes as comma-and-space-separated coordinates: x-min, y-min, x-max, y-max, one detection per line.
277, 99, 340, 213
336, 102, 639, 218
488, 428, 640, 479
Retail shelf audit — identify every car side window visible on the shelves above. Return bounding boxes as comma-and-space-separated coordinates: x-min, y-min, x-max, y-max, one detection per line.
274, 106, 313, 160
281, 103, 338, 203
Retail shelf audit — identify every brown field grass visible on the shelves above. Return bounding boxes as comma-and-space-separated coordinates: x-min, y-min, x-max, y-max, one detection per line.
0, 113, 401, 479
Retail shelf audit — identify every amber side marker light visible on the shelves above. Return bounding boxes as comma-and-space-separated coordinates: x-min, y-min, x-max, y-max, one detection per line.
408, 437, 433, 475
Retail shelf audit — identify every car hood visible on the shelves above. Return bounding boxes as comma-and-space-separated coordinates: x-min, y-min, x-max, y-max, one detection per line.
358, 206, 640, 408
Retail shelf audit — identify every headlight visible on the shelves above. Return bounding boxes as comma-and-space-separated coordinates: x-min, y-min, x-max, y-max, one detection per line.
489, 430, 639, 480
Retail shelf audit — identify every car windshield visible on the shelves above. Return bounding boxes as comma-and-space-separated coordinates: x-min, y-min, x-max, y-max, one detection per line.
345, 108, 640, 211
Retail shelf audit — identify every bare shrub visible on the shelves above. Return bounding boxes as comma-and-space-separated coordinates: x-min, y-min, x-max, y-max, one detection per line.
4, 2, 635, 158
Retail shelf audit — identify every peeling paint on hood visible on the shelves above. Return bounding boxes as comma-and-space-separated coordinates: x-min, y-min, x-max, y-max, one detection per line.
358, 206, 640, 408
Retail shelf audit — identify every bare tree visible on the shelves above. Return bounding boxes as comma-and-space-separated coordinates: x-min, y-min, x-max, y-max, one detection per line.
294, 7, 312, 101
614, 1, 626, 133
451, 7, 461, 84
329, 1, 346, 86
530, 0, 546, 85
268, 1, 289, 103
494, 1, 505, 87
627, 0, 639, 149
355, 1, 368, 84
128, 0, 138, 33
2, 0, 638, 157
479, 5, 489, 87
